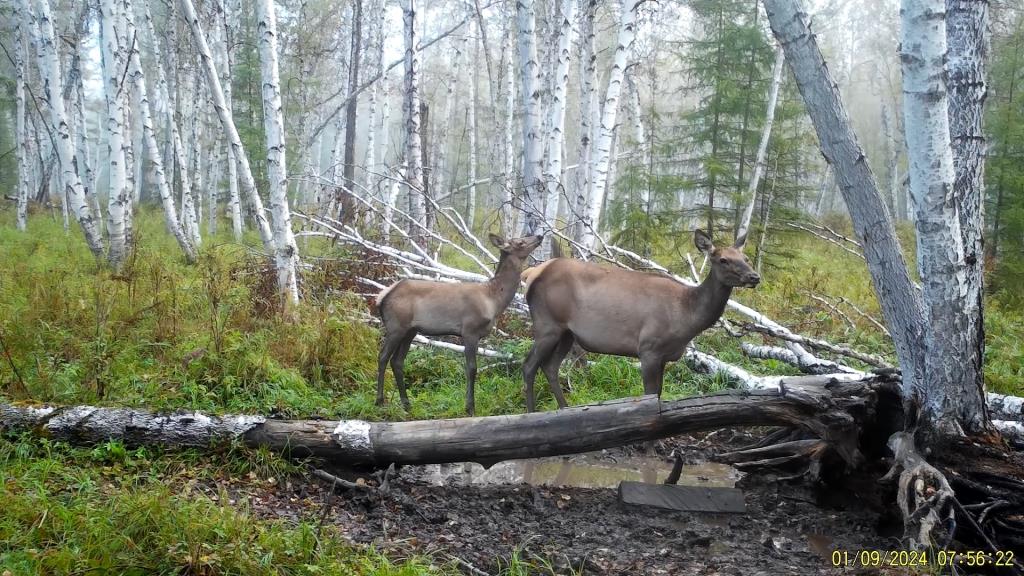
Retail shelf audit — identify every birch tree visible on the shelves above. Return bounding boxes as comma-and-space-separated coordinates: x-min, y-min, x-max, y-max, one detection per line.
572, 0, 597, 245
945, 0, 989, 426
539, 0, 577, 256
256, 0, 300, 305
28, 0, 105, 257
502, 16, 517, 234
99, 0, 131, 267
516, 0, 544, 236
467, 31, 479, 228
13, 0, 30, 232
341, 0, 363, 222
736, 45, 785, 242
581, 0, 640, 251
403, 0, 427, 238
125, 0, 196, 262
214, 0, 243, 240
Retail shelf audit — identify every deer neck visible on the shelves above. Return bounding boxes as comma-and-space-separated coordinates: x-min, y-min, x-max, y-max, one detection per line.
487, 253, 522, 314
691, 267, 734, 330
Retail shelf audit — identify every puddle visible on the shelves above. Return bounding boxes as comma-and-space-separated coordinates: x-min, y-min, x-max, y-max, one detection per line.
407, 453, 743, 489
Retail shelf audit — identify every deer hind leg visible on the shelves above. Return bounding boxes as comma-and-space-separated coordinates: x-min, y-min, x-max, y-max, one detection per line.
376, 330, 406, 406
541, 332, 575, 409
639, 354, 667, 397
390, 331, 417, 410
523, 329, 562, 413
463, 335, 480, 417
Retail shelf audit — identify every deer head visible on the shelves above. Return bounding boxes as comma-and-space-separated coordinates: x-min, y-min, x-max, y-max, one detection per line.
695, 229, 760, 288
490, 233, 544, 264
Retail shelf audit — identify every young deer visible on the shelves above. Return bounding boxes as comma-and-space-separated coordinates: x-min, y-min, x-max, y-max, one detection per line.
519, 230, 760, 411
375, 233, 543, 415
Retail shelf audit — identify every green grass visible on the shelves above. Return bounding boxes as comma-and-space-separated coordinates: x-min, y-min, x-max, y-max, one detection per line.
1, 209, 1022, 574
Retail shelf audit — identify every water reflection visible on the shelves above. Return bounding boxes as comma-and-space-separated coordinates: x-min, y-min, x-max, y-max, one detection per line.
411, 454, 742, 489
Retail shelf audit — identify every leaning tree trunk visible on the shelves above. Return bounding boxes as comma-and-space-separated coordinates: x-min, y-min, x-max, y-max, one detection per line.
516, 0, 545, 236
13, 0, 30, 232
256, 0, 301, 306
178, 0, 275, 251
945, 0, 989, 431
901, 0, 987, 436
402, 0, 427, 241
581, 0, 639, 252
126, 0, 196, 263
736, 45, 785, 242
762, 0, 927, 400
28, 0, 105, 258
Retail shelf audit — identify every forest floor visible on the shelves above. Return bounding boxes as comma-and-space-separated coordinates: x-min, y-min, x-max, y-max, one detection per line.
180, 431, 904, 576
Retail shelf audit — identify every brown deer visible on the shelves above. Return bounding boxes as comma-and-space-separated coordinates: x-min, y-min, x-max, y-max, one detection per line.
375, 233, 543, 415
519, 229, 760, 411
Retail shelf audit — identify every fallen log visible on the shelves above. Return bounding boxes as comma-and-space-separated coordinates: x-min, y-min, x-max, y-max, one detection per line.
1, 374, 889, 468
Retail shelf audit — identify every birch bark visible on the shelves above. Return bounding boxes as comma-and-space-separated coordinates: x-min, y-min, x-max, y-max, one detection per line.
467, 31, 479, 228
403, 0, 427, 239
502, 17, 517, 235
516, 0, 544, 235
582, 0, 639, 250
214, 0, 242, 240
572, 0, 597, 245
28, 0, 105, 257
13, 1, 30, 231
256, 0, 301, 305
945, 0, 989, 429
736, 45, 785, 242
99, 0, 130, 267
539, 0, 577, 256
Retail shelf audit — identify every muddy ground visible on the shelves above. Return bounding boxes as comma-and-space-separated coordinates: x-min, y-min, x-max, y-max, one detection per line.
201, 429, 914, 575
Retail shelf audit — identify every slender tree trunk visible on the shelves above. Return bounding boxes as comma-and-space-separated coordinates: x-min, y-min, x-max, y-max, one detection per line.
732, 1, 761, 237
27, 0, 105, 257
516, 0, 545, 236
572, 0, 596, 245
435, 24, 464, 212
256, 0, 300, 305
13, 1, 30, 231
538, 0, 577, 256
214, 0, 243, 240
341, 0, 363, 223
99, 0, 130, 268
881, 100, 900, 218
582, 0, 639, 250
467, 31, 479, 228
403, 0, 426, 241
126, 0, 196, 263
179, 0, 275, 250
364, 0, 385, 196
736, 45, 785, 242
502, 17, 517, 235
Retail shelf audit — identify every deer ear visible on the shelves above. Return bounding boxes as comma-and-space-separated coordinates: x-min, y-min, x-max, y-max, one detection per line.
488, 233, 505, 248
733, 231, 748, 249
694, 229, 714, 254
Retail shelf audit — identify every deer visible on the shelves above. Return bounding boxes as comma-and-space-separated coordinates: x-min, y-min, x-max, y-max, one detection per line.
519, 229, 760, 412
374, 233, 544, 415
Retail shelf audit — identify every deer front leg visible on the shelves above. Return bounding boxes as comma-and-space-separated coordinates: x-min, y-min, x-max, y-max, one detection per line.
523, 331, 560, 412
376, 331, 404, 406
463, 336, 480, 416
639, 353, 666, 397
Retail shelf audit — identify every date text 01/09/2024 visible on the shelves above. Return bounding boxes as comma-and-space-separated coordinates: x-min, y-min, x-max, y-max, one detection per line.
831, 549, 1016, 569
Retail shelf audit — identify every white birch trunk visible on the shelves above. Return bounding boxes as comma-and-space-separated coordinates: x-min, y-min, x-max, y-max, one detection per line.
214, 0, 242, 240
572, 0, 596, 245
945, 0, 989, 431
403, 0, 426, 238
13, 1, 30, 231
539, 0, 577, 256
126, 0, 196, 262
99, 0, 130, 267
736, 44, 785, 242
28, 0, 105, 257
435, 29, 464, 209
256, 0, 300, 305
516, 0, 544, 235
379, 74, 393, 207
178, 0, 275, 250
467, 32, 478, 229
502, 18, 517, 235
581, 0, 639, 251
